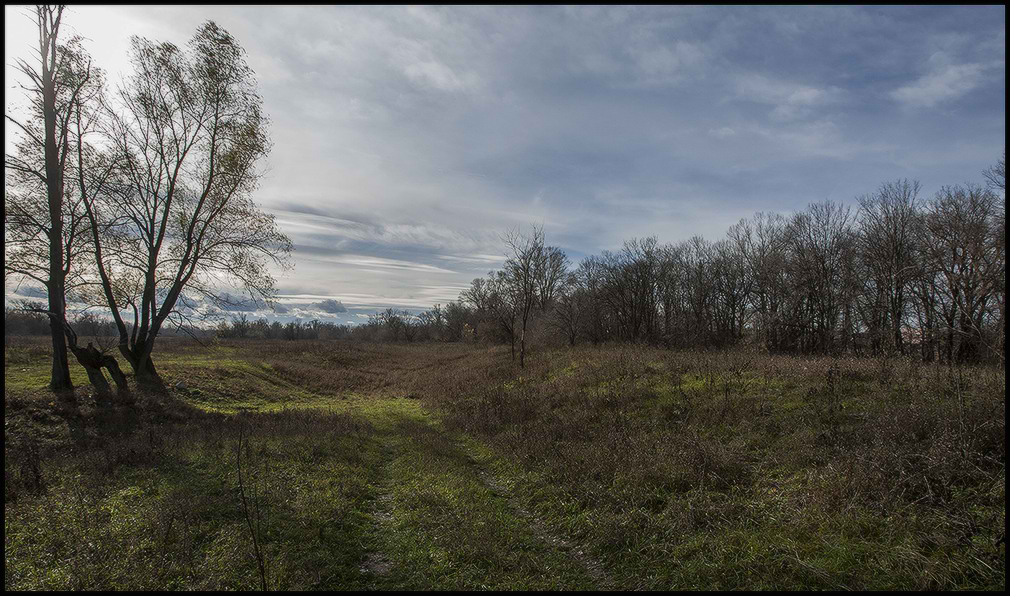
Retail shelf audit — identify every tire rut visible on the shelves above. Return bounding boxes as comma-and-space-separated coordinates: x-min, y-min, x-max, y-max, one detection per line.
470, 455, 617, 591
361, 453, 396, 588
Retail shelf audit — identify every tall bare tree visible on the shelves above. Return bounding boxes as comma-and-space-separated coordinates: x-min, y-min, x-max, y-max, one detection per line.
856, 180, 921, 354
680, 236, 716, 347
84, 22, 292, 385
490, 270, 519, 359
785, 201, 857, 354
460, 276, 494, 341
535, 245, 569, 309
576, 255, 609, 344
4, 5, 99, 392
711, 237, 751, 346
922, 184, 1002, 363
982, 152, 1005, 359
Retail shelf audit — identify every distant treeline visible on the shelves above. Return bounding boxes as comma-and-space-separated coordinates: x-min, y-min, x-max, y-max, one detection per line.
5, 308, 53, 337
4, 308, 212, 340
213, 308, 471, 343
223, 172, 1006, 365
215, 316, 353, 341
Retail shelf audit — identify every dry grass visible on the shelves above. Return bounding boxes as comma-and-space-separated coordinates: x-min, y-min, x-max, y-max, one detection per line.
4, 337, 1006, 590
415, 344, 1006, 589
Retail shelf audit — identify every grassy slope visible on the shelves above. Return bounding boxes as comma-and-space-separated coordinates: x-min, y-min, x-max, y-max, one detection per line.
4, 338, 1006, 590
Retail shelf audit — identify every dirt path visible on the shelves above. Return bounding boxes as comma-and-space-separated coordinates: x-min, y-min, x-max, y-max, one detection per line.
361, 452, 396, 587
473, 463, 617, 591
349, 399, 613, 590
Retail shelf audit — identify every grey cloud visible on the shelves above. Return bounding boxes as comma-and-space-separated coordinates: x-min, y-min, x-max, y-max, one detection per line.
311, 299, 348, 314
890, 59, 987, 108
13, 285, 48, 299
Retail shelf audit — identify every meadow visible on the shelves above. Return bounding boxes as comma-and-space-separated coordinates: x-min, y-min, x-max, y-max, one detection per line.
4, 338, 1005, 590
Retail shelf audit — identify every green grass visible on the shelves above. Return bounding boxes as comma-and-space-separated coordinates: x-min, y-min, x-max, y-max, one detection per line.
4, 338, 1006, 590
5, 405, 385, 590
376, 409, 596, 590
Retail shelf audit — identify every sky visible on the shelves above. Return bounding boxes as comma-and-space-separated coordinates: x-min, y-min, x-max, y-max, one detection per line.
4, 5, 1006, 325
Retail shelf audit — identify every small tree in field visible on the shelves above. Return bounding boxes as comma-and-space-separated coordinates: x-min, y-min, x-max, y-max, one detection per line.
503, 225, 546, 367
86, 21, 292, 386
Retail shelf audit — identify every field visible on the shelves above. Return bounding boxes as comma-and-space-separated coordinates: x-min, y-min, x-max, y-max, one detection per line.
4, 338, 1005, 590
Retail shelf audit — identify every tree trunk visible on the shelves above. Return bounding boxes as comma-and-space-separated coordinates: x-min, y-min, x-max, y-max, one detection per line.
520, 331, 526, 368
48, 306, 73, 393
103, 356, 130, 397
42, 13, 72, 394
519, 311, 529, 368
120, 341, 164, 389
78, 358, 113, 400
133, 354, 163, 388
63, 322, 130, 402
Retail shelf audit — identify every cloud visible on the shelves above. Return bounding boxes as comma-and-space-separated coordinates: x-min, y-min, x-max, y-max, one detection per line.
311, 299, 348, 314
214, 293, 260, 312
628, 40, 705, 86
708, 126, 736, 139
734, 73, 843, 121
11, 285, 48, 299
402, 58, 477, 93
890, 56, 986, 108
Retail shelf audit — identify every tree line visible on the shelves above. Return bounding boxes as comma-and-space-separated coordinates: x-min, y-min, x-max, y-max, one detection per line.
296, 165, 1003, 367
213, 306, 472, 343
4, 307, 213, 340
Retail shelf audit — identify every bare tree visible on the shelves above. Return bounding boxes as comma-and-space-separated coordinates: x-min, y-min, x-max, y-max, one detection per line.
576, 255, 609, 344
438, 162, 1002, 364
442, 301, 470, 342
488, 270, 519, 360
7, 19, 137, 401
82, 22, 292, 386
856, 180, 921, 354
595, 237, 662, 344
922, 184, 1002, 363
741, 213, 790, 352
653, 243, 678, 347
552, 272, 583, 347
680, 236, 716, 347
983, 150, 1005, 194
401, 310, 421, 343
983, 153, 1006, 359
5, 5, 95, 392
622, 237, 662, 342
460, 276, 494, 341
503, 225, 545, 367
535, 246, 570, 309
785, 201, 857, 354
418, 304, 446, 341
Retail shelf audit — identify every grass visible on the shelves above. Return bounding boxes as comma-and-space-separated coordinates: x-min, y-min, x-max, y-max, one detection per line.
4, 337, 1006, 590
